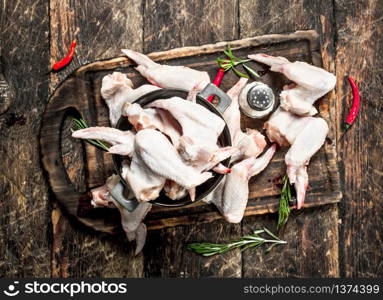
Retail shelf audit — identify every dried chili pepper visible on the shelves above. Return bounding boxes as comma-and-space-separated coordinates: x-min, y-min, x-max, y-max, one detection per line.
212, 68, 225, 86
345, 77, 360, 130
207, 68, 225, 102
52, 40, 77, 72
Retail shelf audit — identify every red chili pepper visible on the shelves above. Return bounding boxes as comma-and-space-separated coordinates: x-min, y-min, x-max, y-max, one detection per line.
52, 40, 77, 71
207, 68, 225, 102
345, 77, 360, 130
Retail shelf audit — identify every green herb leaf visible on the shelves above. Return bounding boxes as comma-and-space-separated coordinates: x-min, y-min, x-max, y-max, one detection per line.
187, 227, 286, 257
217, 46, 260, 79
232, 66, 249, 78
71, 118, 110, 151
263, 227, 279, 240
216, 58, 232, 71
277, 175, 291, 230
243, 64, 260, 78
223, 45, 236, 60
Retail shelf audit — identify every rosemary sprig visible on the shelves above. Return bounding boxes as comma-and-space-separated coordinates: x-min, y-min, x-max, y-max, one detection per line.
71, 118, 110, 151
277, 175, 292, 230
216, 45, 260, 78
187, 228, 286, 257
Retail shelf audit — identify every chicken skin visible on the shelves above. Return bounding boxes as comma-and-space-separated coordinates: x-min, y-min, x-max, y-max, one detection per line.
250, 54, 335, 208
248, 53, 336, 116
122, 49, 210, 91
101, 71, 160, 126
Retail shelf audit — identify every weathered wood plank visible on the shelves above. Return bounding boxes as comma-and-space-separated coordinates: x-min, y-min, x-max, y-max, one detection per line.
143, 0, 239, 53
49, 0, 143, 91
242, 205, 339, 277
2, 0, 381, 279
239, 0, 340, 277
51, 206, 143, 277
142, 0, 242, 278
335, 0, 383, 277
144, 221, 241, 277
0, 0, 51, 276
48, 0, 144, 278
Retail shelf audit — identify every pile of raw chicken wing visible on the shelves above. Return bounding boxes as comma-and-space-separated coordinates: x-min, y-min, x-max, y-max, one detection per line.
72, 49, 336, 254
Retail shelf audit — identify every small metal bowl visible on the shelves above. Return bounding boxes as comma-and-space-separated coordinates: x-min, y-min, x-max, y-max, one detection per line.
113, 86, 232, 208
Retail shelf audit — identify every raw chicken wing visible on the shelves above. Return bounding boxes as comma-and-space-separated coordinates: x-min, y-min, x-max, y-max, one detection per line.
207, 144, 276, 223
72, 127, 135, 156
122, 49, 210, 91
101, 72, 160, 126
265, 107, 328, 209
248, 54, 336, 116
123, 152, 166, 202
264, 107, 308, 146
252, 53, 336, 208
285, 117, 328, 208
265, 109, 329, 209
100, 175, 152, 255
134, 129, 212, 192
148, 97, 226, 167
123, 103, 182, 148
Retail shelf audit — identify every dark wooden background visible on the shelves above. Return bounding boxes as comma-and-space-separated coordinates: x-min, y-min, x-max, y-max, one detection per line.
0, 0, 382, 277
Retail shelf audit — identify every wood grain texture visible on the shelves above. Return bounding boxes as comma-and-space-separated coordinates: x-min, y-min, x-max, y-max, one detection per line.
0, 0, 51, 276
40, 31, 340, 236
239, 0, 340, 277
48, 0, 144, 278
0, 70, 14, 115
51, 206, 144, 277
142, 0, 242, 278
49, 0, 143, 90
239, 0, 335, 36
242, 205, 339, 278
144, 221, 241, 277
143, 0, 239, 53
1, 0, 382, 278
335, 0, 383, 277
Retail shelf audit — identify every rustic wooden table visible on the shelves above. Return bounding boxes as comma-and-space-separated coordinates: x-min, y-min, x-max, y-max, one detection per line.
0, 0, 382, 278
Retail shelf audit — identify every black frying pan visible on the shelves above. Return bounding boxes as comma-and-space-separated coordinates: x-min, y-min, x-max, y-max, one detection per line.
112, 83, 232, 208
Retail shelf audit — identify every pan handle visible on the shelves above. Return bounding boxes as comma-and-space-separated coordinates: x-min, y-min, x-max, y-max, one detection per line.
198, 83, 232, 113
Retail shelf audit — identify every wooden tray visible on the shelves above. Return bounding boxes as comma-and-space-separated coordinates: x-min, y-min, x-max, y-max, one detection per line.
40, 30, 342, 233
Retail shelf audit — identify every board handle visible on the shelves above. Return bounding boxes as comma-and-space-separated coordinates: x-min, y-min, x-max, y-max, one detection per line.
40, 106, 93, 216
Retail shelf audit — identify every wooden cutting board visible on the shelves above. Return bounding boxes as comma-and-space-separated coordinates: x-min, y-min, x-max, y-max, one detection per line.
40, 30, 342, 233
